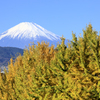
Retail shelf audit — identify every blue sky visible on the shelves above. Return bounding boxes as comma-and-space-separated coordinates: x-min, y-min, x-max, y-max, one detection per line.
0, 0, 100, 42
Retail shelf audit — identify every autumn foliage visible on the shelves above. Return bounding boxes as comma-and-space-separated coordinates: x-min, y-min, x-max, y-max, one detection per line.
0, 24, 100, 99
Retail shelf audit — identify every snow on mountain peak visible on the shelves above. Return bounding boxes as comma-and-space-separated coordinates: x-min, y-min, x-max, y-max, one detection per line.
0, 22, 60, 41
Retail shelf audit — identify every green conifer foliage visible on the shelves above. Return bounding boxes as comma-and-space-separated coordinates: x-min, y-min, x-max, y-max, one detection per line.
68, 24, 100, 99
50, 24, 100, 99
0, 23, 100, 99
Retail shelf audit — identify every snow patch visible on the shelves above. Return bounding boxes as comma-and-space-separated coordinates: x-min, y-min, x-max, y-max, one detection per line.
0, 22, 60, 41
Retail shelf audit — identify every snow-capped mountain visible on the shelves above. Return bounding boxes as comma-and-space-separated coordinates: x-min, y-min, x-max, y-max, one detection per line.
0, 22, 70, 49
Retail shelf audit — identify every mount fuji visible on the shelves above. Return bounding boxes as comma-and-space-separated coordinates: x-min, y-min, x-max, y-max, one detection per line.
0, 22, 71, 49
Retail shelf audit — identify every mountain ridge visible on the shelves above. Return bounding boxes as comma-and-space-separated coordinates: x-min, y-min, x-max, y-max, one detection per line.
0, 46, 23, 66
0, 22, 71, 49
0, 22, 60, 40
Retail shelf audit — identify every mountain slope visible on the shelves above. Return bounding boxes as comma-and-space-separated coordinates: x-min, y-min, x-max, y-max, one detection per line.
0, 46, 23, 66
0, 22, 71, 49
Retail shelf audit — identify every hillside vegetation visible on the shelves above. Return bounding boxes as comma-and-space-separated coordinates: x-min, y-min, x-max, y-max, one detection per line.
0, 24, 100, 100
0, 47, 23, 66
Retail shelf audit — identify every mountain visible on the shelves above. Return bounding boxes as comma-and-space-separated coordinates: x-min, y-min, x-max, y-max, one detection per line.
0, 22, 72, 73
0, 46, 23, 73
0, 22, 71, 49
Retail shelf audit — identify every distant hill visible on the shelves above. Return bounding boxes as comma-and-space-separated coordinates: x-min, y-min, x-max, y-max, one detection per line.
0, 46, 23, 67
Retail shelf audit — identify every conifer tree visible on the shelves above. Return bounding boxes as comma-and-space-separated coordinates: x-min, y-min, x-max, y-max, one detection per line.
0, 24, 100, 99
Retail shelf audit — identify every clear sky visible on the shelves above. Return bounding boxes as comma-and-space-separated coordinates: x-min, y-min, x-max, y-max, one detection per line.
0, 0, 100, 42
